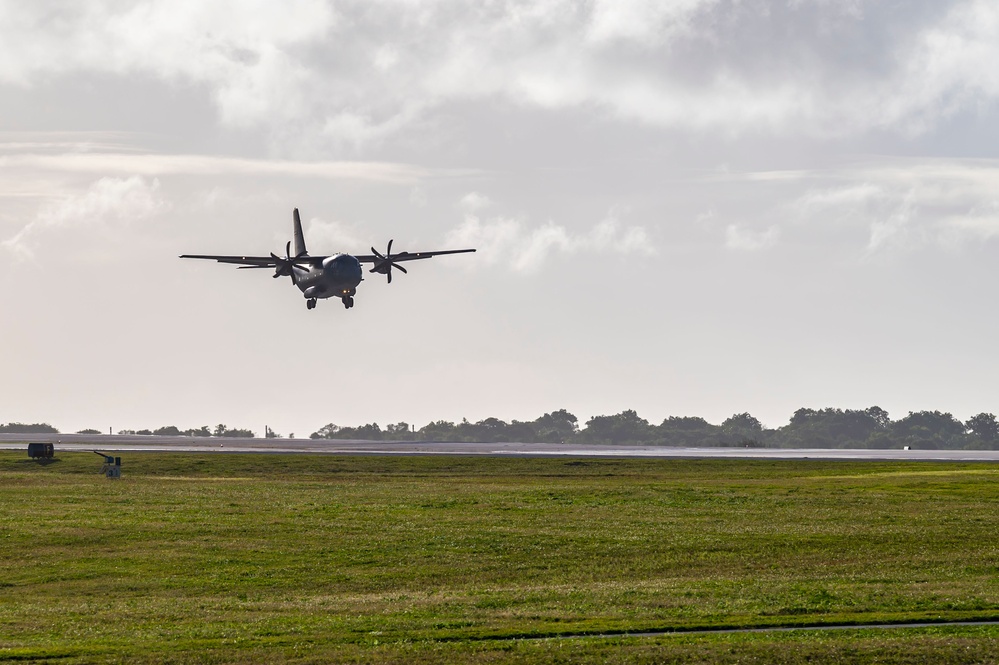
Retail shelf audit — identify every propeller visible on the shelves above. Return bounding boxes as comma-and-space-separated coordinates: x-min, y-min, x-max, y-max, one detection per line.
271, 241, 308, 284
369, 239, 408, 284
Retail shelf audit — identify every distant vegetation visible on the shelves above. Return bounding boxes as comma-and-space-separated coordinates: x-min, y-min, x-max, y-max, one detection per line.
0, 422, 58, 434
8, 407, 999, 449
311, 406, 999, 450
115, 424, 256, 438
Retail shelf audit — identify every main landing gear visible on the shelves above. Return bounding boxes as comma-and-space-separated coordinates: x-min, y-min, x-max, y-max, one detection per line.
306, 298, 317, 310
341, 296, 354, 309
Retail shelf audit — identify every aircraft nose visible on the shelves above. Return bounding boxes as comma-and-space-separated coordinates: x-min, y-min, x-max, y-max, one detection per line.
325, 254, 362, 280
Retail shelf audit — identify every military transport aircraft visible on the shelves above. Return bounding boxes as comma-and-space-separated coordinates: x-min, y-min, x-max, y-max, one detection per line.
181, 209, 475, 310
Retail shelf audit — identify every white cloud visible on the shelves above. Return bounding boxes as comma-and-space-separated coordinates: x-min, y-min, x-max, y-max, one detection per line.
409, 186, 428, 208
305, 217, 375, 255
944, 201, 999, 239
6, 1, 999, 146
2, 176, 165, 259
865, 191, 918, 253
0, 152, 430, 184
445, 203, 654, 273
0, 0, 334, 128
795, 183, 886, 212
725, 224, 780, 251
445, 214, 522, 266
586, 0, 716, 46
458, 191, 493, 213
712, 159, 999, 253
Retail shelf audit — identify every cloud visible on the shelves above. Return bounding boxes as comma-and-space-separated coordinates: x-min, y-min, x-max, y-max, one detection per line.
305, 217, 375, 255
6, 2, 999, 146
725, 224, 780, 251
445, 199, 654, 273
0, 152, 431, 184
945, 201, 999, 239
0, 1, 334, 128
409, 186, 428, 208
458, 191, 493, 213
865, 191, 918, 253
2, 176, 165, 259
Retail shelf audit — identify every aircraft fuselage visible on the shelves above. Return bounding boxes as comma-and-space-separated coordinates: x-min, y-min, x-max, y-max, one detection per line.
295, 254, 363, 301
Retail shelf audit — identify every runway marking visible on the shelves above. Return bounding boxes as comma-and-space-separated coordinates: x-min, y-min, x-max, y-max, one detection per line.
812, 469, 999, 481
496, 619, 999, 642
147, 476, 256, 482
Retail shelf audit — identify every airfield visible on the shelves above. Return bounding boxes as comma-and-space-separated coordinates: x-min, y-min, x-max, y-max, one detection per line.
3, 432, 999, 460
4, 441, 999, 663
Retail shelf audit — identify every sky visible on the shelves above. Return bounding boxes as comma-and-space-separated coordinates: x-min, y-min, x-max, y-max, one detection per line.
2, 0, 999, 436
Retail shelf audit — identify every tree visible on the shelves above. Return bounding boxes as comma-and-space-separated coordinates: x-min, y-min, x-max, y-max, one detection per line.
865, 406, 891, 429
351, 423, 383, 440
532, 409, 579, 443
582, 410, 652, 444
153, 425, 182, 436
221, 427, 254, 438
966, 413, 999, 442
76, 429, 101, 434
184, 426, 212, 437
213, 424, 228, 437
417, 420, 457, 442
657, 416, 719, 446
457, 417, 510, 443
505, 420, 539, 442
892, 411, 967, 449
721, 413, 764, 444
893, 411, 965, 437
311, 423, 339, 439
384, 422, 414, 440
0, 422, 59, 434
265, 426, 282, 439
778, 408, 882, 448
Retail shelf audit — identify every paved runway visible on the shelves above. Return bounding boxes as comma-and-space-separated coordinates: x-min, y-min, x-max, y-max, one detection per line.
3, 433, 999, 460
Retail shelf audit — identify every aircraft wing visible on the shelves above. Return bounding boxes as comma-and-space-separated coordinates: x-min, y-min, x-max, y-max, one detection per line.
179, 254, 324, 268
354, 248, 476, 264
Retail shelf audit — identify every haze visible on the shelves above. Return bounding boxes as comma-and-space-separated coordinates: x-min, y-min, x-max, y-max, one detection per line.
2, 1, 998, 436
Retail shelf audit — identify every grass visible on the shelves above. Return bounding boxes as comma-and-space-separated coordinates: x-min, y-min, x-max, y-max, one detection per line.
1, 452, 999, 662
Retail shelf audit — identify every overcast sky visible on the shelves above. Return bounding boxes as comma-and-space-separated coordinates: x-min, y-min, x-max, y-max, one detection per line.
3, 0, 999, 436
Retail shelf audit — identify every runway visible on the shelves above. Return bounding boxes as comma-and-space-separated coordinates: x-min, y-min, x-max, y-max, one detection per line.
3, 433, 999, 460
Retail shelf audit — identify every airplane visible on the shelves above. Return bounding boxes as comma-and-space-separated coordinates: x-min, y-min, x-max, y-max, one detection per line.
180, 208, 475, 310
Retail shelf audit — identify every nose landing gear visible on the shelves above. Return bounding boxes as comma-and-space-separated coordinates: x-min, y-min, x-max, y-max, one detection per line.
306, 298, 317, 310
341, 296, 354, 309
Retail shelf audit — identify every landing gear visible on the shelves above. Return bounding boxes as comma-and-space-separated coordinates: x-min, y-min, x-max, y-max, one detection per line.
341, 296, 354, 309
306, 298, 317, 310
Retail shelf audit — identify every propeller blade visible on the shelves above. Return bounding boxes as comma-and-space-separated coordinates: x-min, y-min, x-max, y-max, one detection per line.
387, 270, 392, 284
393, 263, 407, 274
387, 239, 393, 255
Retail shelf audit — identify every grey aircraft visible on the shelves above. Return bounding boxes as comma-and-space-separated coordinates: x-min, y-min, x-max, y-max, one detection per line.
181, 209, 475, 310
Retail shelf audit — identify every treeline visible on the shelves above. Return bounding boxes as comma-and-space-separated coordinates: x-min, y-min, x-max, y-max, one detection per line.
7, 406, 999, 449
0, 422, 59, 434
310, 406, 999, 450
115, 424, 259, 438
0, 423, 258, 438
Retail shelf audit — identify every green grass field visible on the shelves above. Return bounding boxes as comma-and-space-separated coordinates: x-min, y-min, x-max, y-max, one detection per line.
2, 451, 999, 663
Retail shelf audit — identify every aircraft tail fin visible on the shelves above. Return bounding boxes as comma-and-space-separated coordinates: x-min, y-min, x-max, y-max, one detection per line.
293, 208, 307, 256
